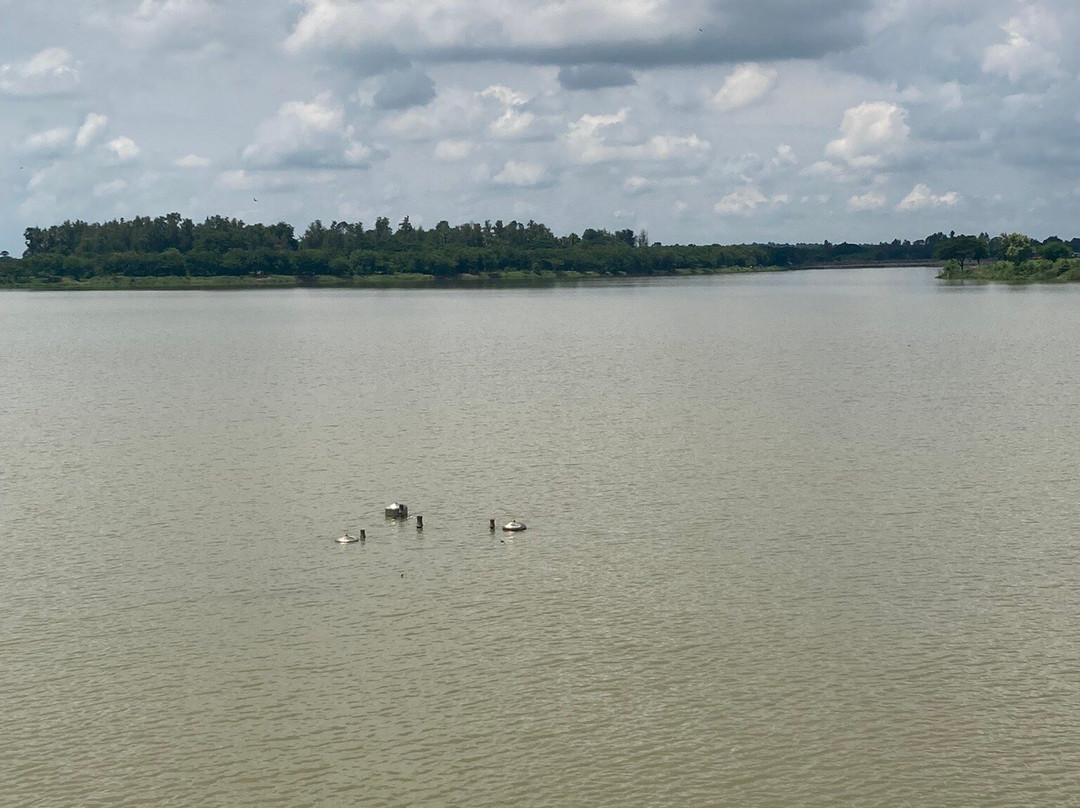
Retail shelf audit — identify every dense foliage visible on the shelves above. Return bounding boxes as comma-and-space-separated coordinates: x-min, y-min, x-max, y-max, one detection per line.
2, 215, 1077, 285
937, 232, 1080, 281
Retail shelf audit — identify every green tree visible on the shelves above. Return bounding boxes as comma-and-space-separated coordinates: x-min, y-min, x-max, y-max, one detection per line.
936, 234, 987, 269
999, 232, 1033, 264
1039, 238, 1071, 261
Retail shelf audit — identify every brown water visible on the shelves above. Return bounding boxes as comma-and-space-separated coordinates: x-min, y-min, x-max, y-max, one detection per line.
3, 269, 1079, 807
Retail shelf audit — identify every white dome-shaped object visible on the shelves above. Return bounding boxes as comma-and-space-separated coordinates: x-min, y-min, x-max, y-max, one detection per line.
502, 520, 526, 532
336, 532, 359, 543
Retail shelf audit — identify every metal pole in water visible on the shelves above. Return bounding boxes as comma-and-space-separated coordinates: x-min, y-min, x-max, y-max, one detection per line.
489, 518, 496, 530
360, 529, 366, 541
416, 515, 423, 530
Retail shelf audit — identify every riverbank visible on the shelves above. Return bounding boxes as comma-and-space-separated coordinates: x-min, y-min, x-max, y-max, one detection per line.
938, 258, 1080, 283
0, 265, 799, 291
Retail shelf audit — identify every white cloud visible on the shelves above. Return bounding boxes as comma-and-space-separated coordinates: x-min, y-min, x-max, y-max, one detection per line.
714, 185, 787, 215
565, 108, 629, 162
564, 108, 708, 165
824, 101, 910, 169
773, 144, 797, 166
284, 0, 713, 55
480, 85, 529, 107
75, 113, 109, 151
24, 127, 73, 154
896, 183, 959, 211
647, 134, 709, 159
983, 3, 1062, 83
384, 107, 453, 140
380, 88, 482, 141
492, 160, 549, 187
801, 160, 847, 180
847, 191, 886, 211
490, 107, 536, 138
0, 47, 80, 97
107, 136, 141, 162
434, 139, 471, 160
480, 85, 536, 139
175, 153, 211, 168
710, 63, 778, 112
624, 175, 650, 194
242, 93, 374, 168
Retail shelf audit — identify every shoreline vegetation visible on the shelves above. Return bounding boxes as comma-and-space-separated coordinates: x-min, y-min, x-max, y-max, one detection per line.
939, 259, 1080, 283
1, 216, 1074, 289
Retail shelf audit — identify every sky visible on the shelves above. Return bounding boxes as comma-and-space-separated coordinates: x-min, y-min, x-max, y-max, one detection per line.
2, 0, 1079, 254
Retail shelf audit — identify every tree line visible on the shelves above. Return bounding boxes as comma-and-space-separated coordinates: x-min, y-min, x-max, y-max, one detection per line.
2, 215, 1077, 283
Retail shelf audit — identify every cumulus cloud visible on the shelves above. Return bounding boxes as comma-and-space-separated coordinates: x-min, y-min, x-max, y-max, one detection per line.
434, 139, 471, 160
492, 160, 551, 187
283, 0, 867, 69
802, 160, 848, 179
982, 3, 1062, 83
75, 113, 109, 151
380, 89, 480, 141
714, 185, 787, 215
773, 144, 798, 166
558, 64, 636, 91
480, 85, 529, 107
896, 183, 959, 210
490, 107, 536, 138
710, 63, 778, 112
0, 47, 80, 96
847, 191, 886, 211
175, 153, 211, 168
481, 85, 536, 139
564, 108, 709, 164
824, 101, 910, 168
242, 93, 375, 168
107, 136, 141, 162
24, 126, 73, 155
564, 108, 629, 162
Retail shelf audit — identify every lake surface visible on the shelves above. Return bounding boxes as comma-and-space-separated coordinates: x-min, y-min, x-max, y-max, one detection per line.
3, 268, 1079, 807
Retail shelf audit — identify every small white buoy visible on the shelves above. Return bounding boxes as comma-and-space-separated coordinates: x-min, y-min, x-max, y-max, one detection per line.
336, 532, 359, 544
502, 520, 526, 532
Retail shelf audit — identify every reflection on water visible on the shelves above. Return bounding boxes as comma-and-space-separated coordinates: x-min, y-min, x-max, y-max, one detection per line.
2, 269, 1079, 807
